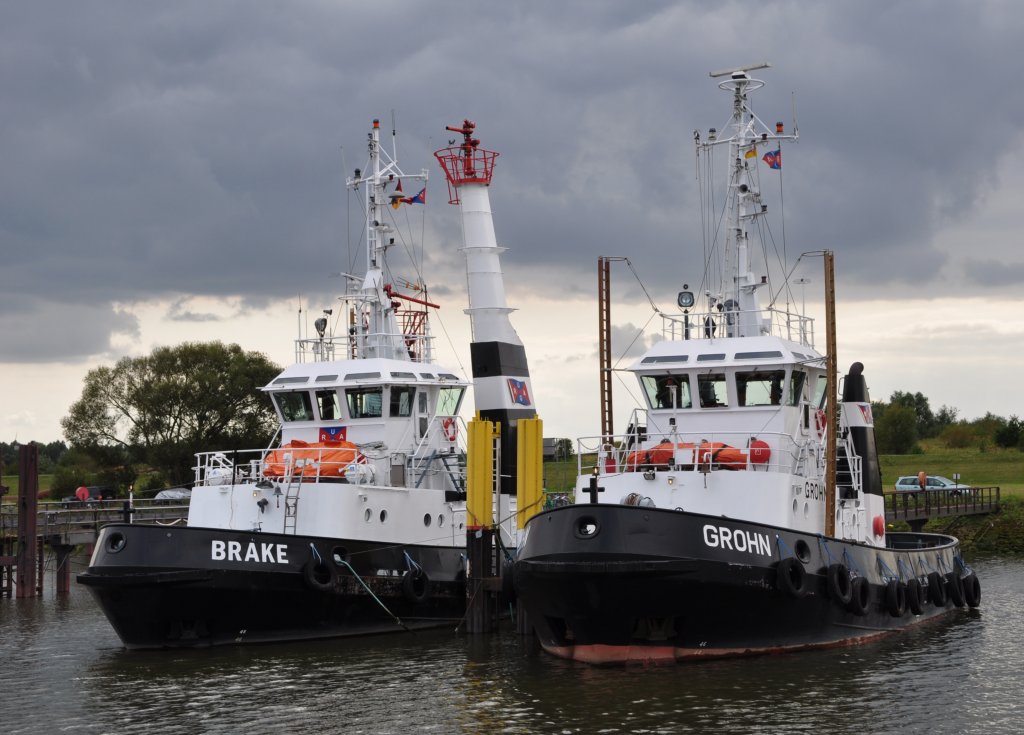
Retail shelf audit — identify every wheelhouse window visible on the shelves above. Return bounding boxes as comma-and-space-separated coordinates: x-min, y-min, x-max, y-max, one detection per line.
736, 370, 785, 407
390, 386, 416, 418
642, 375, 692, 409
346, 387, 383, 419
436, 386, 465, 416
812, 375, 828, 410
698, 373, 729, 408
274, 391, 314, 422
788, 371, 807, 407
316, 389, 341, 420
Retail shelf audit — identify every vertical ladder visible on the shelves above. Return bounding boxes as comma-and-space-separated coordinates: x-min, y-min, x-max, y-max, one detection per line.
283, 462, 304, 535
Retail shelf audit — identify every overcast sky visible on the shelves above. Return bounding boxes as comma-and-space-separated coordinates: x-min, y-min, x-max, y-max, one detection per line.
3, 1, 1024, 446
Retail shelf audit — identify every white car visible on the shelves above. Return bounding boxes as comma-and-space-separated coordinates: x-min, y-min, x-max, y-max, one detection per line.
893, 475, 971, 495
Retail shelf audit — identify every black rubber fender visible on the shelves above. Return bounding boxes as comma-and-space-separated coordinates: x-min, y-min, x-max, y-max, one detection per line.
946, 572, 966, 607
927, 571, 947, 606
303, 557, 337, 592
963, 573, 982, 608
402, 568, 431, 604
885, 579, 907, 617
846, 577, 870, 616
776, 557, 807, 599
906, 577, 924, 615
826, 563, 853, 605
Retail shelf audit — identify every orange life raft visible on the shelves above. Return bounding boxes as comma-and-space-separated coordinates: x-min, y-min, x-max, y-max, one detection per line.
624, 440, 750, 471
262, 439, 361, 479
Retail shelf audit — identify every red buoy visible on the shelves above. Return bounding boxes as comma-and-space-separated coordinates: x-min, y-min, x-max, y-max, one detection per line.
873, 514, 885, 538
75, 486, 89, 502
749, 439, 771, 465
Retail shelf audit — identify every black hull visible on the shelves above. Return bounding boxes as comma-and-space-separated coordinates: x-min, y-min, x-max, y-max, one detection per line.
514, 505, 979, 665
78, 524, 466, 649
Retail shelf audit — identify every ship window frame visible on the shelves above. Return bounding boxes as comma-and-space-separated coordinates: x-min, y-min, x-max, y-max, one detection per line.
437, 386, 465, 416
273, 376, 309, 385
697, 372, 729, 408
696, 353, 726, 362
273, 391, 315, 422
389, 385, 416, 418
736, 370, 786, 407
641, 374, 693, 410
315, 389, 341, 421
640, 355, 690, 364
345, 386, 384, 419
345, 372, 382, 381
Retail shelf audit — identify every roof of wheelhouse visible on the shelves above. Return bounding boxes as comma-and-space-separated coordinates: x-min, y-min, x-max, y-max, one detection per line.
262, 357, 468, 391
629, 334, 823, 371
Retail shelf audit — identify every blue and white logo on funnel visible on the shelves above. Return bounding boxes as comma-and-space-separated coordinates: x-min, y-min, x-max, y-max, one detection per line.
507, 378, 532, 407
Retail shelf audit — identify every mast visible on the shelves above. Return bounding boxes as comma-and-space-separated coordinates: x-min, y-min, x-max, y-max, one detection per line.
824, 250, 838, 536
436, 121, 537, 496
698, 63, 798, 337
344, 119, 429, 362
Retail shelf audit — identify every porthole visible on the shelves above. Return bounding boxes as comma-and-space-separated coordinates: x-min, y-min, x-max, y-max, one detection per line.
423, 513, 432, 527
438, 515, 445, 528
794, 539, 811, 563
364, 508, 372, 522
106, 532, 126, 554
379, 509, 388, 523
792, 498, 798, 514
574, 516, 600, 539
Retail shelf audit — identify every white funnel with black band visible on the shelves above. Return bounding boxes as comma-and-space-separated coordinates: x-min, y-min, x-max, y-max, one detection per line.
436, 121, 537, 495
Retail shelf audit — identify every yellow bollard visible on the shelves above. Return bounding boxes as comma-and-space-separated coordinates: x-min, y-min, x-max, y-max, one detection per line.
516, 417, 544, 530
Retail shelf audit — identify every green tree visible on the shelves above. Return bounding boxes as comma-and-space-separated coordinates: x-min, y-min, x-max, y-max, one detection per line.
61, 342, 281, 486
889, 390, 937, 439
875, 404, 919, 454
994, 416, 1022, 450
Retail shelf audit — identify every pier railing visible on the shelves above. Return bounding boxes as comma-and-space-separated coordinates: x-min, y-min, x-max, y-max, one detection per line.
886, 486, 1000, 530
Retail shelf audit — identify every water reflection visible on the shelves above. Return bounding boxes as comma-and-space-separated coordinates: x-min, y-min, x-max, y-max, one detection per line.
1, 557, 1020, 734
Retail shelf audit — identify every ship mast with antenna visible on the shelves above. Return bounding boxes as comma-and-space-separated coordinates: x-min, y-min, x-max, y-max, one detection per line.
698, 62, 798, 338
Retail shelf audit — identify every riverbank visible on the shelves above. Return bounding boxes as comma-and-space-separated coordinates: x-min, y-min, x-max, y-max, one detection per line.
904, 494, 1024, 556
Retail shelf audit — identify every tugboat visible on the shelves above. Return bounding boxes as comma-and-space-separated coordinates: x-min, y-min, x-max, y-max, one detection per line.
513, 64, 982, 665
79, 118, 525, 648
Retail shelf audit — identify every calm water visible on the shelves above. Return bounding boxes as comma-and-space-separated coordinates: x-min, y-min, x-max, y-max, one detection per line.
1, 555, 1021, 734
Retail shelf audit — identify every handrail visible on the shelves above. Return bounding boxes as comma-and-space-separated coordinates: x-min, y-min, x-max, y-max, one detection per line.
887, 486, 1001, 522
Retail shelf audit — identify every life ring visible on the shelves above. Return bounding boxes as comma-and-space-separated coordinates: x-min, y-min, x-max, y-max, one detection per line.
303, 557, 337, 593
776, 557, 807, 599
846, 577, 870, 615
402, 568, 431, 604
442, 417, 457, 442
927, 571, 947, 606
814, 409, 827, 437
962, 573, 982, 608
945, 572, 966, 607
884, 579, 907, 617
826, 563, 853, 605
906, 577, 924, 615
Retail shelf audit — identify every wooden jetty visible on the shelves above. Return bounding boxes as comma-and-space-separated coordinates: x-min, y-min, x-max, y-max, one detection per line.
1, 444, 187, 598
885, 486, 1000, 532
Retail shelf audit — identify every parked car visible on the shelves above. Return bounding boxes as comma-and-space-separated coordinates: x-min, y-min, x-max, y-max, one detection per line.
61, 485, 115, 508
894, 475, 971, 495
153, 488, 192, 504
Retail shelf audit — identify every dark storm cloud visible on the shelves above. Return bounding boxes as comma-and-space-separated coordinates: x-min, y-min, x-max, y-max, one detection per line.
2, 1, 1023, 362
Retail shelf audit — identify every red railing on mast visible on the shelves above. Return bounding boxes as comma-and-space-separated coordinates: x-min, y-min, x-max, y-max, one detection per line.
434, 119, 500, 204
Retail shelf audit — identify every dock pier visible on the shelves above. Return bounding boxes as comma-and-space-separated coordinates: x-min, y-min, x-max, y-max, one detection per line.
885, 486, 1000, 532
1, 444, 188, 598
